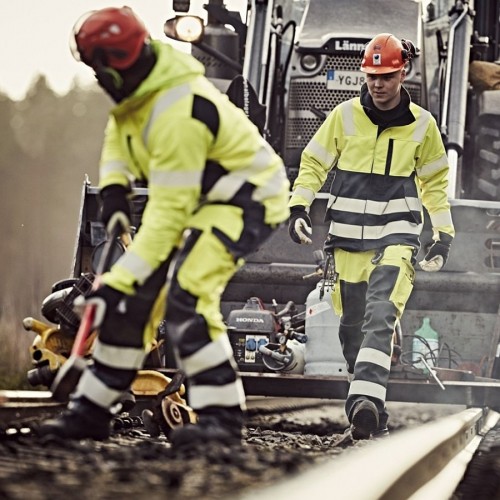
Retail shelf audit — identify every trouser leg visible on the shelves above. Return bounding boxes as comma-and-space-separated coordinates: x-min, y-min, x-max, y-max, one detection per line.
164, 206, 274, 416
337, 282, 367, 374
165, 228, 244, 414
345, 264, 399, 419
345, 246, 415, 422
73, 259, 172, 412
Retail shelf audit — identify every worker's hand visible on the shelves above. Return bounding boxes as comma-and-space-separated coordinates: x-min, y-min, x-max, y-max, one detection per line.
288, 206, 313, 245
419, 233, 453, 272
100, 184, 132, 234
73, 284, 125, 330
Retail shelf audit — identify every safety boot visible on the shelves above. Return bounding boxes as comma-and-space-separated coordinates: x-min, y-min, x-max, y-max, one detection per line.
350, 399, 379, 440
372, 412, 389, 438
168, 406, 243, 449
371, 425, 390, 438
36, 397, 113, 441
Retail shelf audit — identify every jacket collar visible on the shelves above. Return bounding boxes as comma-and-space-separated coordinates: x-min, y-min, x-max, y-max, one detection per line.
360, 83, 415, 129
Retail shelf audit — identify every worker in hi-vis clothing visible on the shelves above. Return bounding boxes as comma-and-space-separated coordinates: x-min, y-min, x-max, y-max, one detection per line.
288, 33, 455, 439
39, 7, 290, 447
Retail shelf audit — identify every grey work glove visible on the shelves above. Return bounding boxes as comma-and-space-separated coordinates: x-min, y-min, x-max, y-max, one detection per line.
100, 184, 132, 234
288, 206, 313, 245
419, 232, 453, 272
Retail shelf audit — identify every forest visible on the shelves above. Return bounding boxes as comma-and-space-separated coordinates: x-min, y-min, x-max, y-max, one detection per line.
0, 75, 112, 387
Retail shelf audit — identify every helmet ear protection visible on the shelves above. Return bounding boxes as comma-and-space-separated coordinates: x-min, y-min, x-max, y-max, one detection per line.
401, 39, 418, 62
91, 48, 124, 89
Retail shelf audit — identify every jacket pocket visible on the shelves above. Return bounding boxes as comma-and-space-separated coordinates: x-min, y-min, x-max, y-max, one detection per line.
390, 257, 415, 315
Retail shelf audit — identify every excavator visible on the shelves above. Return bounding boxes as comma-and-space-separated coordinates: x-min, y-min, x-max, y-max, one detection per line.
23, 0, 500, 431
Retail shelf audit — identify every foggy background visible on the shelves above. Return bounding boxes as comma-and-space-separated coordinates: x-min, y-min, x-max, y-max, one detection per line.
0, 76, 110, 320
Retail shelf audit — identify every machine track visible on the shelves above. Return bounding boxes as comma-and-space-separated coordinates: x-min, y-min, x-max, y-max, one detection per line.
1, 391, 500, 499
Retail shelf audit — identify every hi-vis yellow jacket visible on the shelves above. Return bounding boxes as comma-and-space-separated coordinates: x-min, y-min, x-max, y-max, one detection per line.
289, 89, 455, 252
99, 40, 289, 294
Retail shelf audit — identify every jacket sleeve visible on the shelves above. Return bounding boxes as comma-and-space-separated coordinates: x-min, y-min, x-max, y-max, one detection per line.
103, 107, 210, 294
99, 116, 132, 189
415, 117, 455, 241
288, 107, 341, 209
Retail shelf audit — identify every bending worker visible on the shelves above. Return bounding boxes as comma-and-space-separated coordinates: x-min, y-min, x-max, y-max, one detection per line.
288, 33, 454, 439
39, 6, 290, 447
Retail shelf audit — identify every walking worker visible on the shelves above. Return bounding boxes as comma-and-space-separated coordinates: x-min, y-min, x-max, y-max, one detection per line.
39, 6, 290, 447
288, 33, 454, 439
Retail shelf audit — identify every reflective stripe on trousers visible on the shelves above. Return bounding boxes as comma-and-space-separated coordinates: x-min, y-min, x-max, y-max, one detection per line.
329, 245, 415, 421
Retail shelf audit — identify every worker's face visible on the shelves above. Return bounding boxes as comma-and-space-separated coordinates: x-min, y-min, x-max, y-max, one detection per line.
366, 70, 405, 111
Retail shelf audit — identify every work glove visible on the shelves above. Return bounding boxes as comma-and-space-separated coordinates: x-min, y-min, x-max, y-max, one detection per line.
419, 232, 453, 272
288, 206, 313, 245
73, 284, 125, 330
100, 184, 132, 234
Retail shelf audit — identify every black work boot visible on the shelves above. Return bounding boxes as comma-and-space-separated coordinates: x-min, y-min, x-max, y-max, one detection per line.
371, 425, 390, 438
169, 406, 243, 450
350, 399, 379, 440
36, 397, 113, 441
372, 411, 389, 438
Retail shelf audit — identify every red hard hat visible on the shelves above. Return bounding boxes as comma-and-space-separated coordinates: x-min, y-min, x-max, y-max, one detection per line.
361, 33, 411, 74
72, 6, 149, 70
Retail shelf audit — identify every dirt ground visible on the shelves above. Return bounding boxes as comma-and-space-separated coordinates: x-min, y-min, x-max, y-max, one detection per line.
0, 401, 465, 500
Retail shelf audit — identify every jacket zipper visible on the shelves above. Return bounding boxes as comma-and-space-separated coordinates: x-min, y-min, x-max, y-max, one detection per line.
385, 138, 394, 176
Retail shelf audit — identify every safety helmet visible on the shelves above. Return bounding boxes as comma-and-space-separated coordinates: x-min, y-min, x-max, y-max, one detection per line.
360, 33, 415, 74
71, 6, 149, 70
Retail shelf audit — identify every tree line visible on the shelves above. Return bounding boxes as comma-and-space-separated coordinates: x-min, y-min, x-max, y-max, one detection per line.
0, 75, 111, 319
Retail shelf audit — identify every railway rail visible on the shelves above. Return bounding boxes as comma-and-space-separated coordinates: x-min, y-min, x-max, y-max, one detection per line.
1, 390, 500, 499
245, 406, 500, 500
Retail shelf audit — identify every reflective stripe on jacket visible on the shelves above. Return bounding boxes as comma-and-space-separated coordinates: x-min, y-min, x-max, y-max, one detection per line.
289, 95, 454, 251
99, 40, 290, 294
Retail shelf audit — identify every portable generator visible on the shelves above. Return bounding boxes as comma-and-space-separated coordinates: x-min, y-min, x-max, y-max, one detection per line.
226, 297, 279, 372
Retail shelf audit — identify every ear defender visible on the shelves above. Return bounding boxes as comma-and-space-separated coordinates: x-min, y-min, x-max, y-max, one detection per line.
102, 67, 124, 89
401, 39, 418, 62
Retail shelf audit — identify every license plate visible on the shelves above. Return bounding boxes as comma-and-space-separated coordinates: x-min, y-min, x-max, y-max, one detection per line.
326, 69, 365, 91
